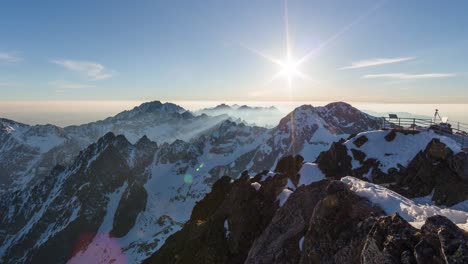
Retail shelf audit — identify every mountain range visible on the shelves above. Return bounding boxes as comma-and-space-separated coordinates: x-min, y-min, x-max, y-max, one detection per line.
0, 101, 466, 264
195, 104, 283, 127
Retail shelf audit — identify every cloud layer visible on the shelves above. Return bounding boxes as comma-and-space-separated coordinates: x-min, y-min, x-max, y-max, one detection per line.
0, 52, 21, 63
341, 57, 414, 69
362, 73, 456, 80
49, 80, 95, 90
52, 59, 112, 80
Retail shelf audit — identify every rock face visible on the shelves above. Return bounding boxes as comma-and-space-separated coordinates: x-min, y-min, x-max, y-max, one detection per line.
361, 214, 468, 264
300, 181, 384, 264
398, 139, 468, 206
245, 180, 331, 264
144, 156, 468, 264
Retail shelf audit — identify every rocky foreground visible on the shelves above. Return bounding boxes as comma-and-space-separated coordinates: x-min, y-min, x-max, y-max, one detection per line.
145, 145, 468, 263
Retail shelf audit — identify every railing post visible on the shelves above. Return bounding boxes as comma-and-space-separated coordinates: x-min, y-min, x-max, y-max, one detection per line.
398, 118, 401, 127
413, 118, 416, 130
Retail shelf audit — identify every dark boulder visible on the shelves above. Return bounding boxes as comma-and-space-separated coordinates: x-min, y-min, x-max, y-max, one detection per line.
353, 135, 369, 147
398, 139, 468, 205
316, 140, 352, 179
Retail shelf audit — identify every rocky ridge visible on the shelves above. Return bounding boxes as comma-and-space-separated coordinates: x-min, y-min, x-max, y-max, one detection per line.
145, 154, 468, 264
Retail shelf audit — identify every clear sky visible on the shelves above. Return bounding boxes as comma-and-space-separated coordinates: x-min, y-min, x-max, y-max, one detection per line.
1, 0, 468, 104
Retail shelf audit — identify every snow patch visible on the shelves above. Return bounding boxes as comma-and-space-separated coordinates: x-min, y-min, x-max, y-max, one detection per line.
67, 234, 128, 264
277, 189, 293, 207
224, 219, 230, 238
298, 163, 325, 186
98, 182, 128, 234
250, 182, 261, 191
341, 176, 468, 231
260, 171, 276, 182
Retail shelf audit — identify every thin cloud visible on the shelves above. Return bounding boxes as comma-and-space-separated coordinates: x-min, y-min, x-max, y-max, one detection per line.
0, 82, 20, 88
51, 59, 113, 80
49, 80, 95, 89
362, 73, 456, 79
341, 57, 414, 69
0, 52, 21, 63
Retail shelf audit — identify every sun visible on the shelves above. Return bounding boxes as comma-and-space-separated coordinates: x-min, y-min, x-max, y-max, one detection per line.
279, 58, 300, 79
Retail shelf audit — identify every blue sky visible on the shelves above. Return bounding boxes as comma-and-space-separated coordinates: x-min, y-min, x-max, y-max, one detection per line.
1, 0, 468, 103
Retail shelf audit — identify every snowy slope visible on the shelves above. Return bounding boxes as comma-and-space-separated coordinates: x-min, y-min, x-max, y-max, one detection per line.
345, 129, 462, 173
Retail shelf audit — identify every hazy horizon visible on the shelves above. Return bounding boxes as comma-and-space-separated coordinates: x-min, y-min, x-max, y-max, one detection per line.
1, 100, 467, 127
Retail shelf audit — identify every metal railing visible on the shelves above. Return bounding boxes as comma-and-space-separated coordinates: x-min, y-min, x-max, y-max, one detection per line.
382, 117, 468, 150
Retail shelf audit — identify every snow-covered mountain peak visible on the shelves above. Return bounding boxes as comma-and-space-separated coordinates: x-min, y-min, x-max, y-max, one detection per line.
109, 101, 186, 121
212, 103, 232, 110
277, 104, 317, 127
322, 101, 353, 111
278, 102, 382, 136
0, 118, 29, 134
195, 104, 282, 127
132, 100, 185, 114
135, 135, 155, 147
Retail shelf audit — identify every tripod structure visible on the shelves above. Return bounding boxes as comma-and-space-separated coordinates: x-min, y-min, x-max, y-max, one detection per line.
433, 109, 442, 123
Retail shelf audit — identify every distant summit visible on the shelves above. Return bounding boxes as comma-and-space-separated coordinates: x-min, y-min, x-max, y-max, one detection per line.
196, 104, 282, 127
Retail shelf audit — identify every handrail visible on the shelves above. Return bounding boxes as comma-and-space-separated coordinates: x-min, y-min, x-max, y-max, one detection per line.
381, 117, 468, 150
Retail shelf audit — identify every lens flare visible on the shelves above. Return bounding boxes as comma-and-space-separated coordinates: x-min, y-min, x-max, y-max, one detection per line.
184, 174, 193, 184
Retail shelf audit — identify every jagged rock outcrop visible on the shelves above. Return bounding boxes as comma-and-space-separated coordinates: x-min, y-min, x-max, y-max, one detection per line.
361, 214, 421, 264
394, 138, 468, 206
143, 156, 308, 264
361, 214, 468, 264
245, 179, 331, 264
143, 173, 283, 264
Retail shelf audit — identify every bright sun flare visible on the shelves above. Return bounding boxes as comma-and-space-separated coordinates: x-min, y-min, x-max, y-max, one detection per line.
280, 59, 300, 78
